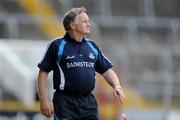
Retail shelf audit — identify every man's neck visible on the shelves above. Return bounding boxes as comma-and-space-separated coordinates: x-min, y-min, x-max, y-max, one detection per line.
68, 31, 84, 42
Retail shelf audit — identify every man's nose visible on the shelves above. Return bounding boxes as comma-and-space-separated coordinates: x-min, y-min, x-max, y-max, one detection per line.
87, 22, 91, 27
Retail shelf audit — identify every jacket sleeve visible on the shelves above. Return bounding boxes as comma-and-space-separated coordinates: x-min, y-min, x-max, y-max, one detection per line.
38, 41, 57, 72
93, 43, 113, 74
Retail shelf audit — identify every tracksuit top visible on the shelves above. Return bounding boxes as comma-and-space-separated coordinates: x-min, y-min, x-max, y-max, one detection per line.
38, 33, 113, 95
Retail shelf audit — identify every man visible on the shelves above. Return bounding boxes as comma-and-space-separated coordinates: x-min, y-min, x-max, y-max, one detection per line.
37, 7, 125, 120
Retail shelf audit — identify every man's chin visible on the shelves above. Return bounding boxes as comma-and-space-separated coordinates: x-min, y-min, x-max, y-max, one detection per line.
86, 31, 91, 36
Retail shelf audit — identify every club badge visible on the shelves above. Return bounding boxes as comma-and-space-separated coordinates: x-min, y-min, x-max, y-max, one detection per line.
89, 53, 95, 59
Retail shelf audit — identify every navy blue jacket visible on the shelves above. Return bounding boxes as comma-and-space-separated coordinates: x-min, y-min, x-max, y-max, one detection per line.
38, 33, 113, 94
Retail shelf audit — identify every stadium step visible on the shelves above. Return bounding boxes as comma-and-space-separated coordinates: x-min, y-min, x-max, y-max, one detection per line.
18, 0, 65, 39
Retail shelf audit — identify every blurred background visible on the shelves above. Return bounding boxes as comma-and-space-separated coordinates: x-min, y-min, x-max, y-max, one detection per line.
0, 0, 180, 120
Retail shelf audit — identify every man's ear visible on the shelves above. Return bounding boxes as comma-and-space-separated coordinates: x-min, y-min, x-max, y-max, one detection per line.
70, 22, 76, 30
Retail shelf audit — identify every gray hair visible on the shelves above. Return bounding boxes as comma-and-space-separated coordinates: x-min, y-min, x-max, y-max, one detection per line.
63, 7, 87, 31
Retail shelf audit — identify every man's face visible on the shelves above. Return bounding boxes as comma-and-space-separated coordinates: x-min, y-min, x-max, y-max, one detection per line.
73, 12, 91, 35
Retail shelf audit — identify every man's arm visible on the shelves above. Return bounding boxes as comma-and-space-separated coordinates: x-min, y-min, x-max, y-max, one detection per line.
102, 69, 125, 104
37, 69, 53, 117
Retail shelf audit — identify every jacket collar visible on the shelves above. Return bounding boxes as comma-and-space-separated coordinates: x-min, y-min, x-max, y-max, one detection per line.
64, 32, 85, 44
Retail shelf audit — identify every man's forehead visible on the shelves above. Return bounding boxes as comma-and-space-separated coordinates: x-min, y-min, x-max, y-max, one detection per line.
75, 12, 89, 21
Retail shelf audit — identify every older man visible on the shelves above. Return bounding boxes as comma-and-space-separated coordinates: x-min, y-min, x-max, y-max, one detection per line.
37, 7, 125, 120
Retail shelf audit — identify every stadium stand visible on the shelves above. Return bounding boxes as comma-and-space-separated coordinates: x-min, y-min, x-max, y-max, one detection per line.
0, 0, 180, 119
